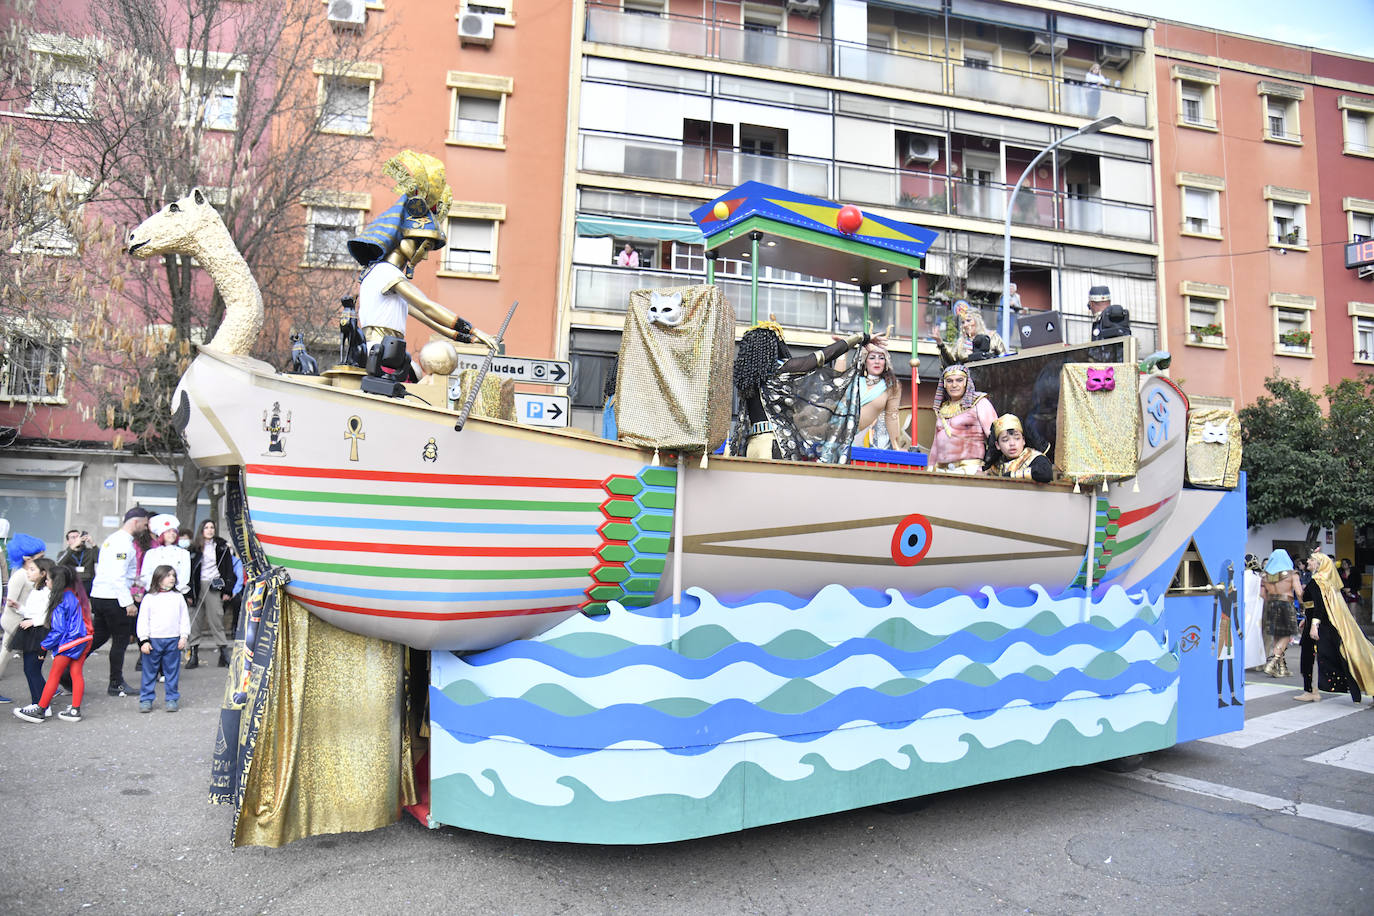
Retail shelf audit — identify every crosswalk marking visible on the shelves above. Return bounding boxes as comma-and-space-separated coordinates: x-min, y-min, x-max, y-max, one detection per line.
1112, 768, 1374, 836
1199, 698, 1366, 749
1305, 736, 1374, 775
1241, 682, 1298, 700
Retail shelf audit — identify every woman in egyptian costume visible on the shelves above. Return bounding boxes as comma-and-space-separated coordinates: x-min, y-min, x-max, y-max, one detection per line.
1293, 552, 1374, 704
936, 300, 1007, 365
982, 413, 1054, 482
834, 343, 908, 450
929, 364, 997, 474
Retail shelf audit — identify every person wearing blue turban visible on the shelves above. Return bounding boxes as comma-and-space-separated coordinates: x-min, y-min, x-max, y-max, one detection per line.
1260, 548, 1301, 677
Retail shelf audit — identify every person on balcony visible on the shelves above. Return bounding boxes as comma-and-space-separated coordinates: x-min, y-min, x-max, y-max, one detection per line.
929, 364, 997, 474
1084, 63, 1108, 117
616, 243, 640, 268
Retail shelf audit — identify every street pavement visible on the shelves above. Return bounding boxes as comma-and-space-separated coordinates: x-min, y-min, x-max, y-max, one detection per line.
1, 646, 1370, 915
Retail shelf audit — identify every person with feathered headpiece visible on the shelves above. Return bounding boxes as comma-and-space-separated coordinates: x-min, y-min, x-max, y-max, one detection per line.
935, 299, 1007, 367
929, 364, 997, 473
347, 150, 498, 354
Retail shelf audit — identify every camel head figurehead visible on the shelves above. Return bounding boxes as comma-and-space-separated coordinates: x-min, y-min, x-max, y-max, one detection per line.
127, 188, 227, 261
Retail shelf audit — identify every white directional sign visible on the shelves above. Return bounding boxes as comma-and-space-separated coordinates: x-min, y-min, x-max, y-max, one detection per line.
452, 356, 570, 385
514, 393, 570, 428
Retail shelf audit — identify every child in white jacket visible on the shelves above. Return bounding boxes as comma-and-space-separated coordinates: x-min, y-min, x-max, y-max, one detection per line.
136, 565, 190, 713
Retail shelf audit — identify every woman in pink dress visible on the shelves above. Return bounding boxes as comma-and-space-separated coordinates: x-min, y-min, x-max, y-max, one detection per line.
929, 364, 997, 473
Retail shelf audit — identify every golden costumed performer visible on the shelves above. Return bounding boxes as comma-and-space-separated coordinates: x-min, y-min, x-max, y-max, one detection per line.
1293, 552, 1374, 704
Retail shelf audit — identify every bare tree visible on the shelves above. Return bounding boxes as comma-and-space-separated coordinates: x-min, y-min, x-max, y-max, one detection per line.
4, 0, 395, 520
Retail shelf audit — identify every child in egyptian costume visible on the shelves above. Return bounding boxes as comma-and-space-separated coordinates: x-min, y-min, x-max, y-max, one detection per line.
347, 151, 498, 353
983, 413, 1054, 482
730, 321, 877, 461
929, 364, 997, 474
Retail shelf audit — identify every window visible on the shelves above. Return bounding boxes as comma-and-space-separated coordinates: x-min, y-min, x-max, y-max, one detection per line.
741, 3, 782, 33
447, 71, 512, 149
12, 174, 88, 255
1352, 211, 1374, 242
177, 49, 243, 132
302, 193, 367, 268
1172, 66, 1218, 130
1177, 172, 1223, 239
315, 61, 381, 136
441, 202, 505, 279
126, 481, 212, 519
26, 34, 98, 119
1186, 303, 1224, 346
464, 1, 514, 23
964, 49, 993, 70
1265, 186, 1309, 248
0, 476, 69, 555
622, 0, 665, 15
1340, 96, 1374, 156
1258, 81, 1303, 144
1270, 293, 1315, 356
1351, 303, 1374, 363
1, 318, 72, 403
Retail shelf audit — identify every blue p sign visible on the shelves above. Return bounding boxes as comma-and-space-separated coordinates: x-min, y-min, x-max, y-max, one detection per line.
527, 401, 544, 419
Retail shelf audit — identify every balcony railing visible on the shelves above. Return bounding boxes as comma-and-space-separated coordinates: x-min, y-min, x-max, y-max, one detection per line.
584, 5, 1150, 127
579, 130, 831, 196
837, 162, 1155, 242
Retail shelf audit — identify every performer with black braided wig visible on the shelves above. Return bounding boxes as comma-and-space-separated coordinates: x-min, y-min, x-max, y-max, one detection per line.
731, 321, 883, 460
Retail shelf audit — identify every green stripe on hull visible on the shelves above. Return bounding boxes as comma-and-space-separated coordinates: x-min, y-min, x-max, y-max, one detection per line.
265, 554, 590, 581
246, 486, 599, 513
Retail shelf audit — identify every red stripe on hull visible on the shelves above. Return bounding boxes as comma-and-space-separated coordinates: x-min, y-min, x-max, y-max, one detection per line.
258, 532, 597, 558
296, 594, 579, 621
1117, 496, 1173, 528
246, 464, 602, 489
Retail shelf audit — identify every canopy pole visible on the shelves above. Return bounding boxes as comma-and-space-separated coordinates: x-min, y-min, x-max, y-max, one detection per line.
706, 255, 716, 286
670, 451, 686, 653
862, 285, 872, 333
749, 231, 761, 325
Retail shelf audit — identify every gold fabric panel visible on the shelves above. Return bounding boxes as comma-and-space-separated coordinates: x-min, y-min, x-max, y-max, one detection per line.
616, 284, 735, 451
453, 369, 515, 420
1185, 407, 1242, 489
234, 596, 410, 847
1055, 364, 1140, 485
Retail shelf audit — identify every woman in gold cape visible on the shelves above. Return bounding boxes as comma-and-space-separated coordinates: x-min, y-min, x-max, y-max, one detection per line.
1293, 552, 1374, 703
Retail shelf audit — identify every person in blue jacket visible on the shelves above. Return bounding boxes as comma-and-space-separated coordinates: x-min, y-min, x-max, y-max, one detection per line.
13, 564, 91, 723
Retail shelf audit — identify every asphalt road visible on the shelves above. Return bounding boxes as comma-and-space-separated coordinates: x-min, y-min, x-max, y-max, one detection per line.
1, 648, 1370, 915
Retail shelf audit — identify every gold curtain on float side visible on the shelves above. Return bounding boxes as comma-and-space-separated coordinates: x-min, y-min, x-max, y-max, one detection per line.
615, 284, 735, 452
1054, 364, 1141, 486
1184, 407, 1242, 489
233, 596, 414, 848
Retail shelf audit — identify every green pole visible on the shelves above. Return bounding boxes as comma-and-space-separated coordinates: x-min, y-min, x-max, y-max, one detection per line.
706, 256, 715, 286
862, 285, 872, 333
909, 269, 919, 345
749, 231, 761, 325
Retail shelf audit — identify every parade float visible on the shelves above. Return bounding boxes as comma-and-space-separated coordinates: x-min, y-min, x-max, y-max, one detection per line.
127, 163, 1248, 846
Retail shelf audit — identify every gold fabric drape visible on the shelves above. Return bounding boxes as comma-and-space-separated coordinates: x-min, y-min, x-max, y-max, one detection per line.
615, 284, 735, 452
1185, 407, 1242, 489
1312, 555, 1374, 694
1054, 364, 1140, 485
234, 596, 413, 847
453, 370, 515, 420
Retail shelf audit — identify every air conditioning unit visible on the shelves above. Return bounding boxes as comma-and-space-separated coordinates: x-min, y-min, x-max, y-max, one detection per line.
1098, 44, 1131, 67
1028, 33, 1067, 55
903, 135, 940, 164
1358, 264, 1374, 279
327, 0, 366, 28
786, 0, 822, 16
458, 11, 496, 46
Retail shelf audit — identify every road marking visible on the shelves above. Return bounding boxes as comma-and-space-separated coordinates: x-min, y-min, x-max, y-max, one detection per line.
1114, 768, 1374, 836
1306, 736, 1374, 775
1199, 698, 1366, 749
1242, 682, 1298, 700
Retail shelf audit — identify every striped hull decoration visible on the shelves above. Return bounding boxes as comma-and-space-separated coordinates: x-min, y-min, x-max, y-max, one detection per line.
244, 464, 620, 650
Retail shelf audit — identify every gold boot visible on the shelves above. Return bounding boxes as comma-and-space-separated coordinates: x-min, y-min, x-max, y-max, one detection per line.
1263, 654, 1279, 677
1277, 656, 1291, 677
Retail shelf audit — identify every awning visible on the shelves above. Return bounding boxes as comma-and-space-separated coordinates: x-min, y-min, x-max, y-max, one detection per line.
575, 216, 704, 244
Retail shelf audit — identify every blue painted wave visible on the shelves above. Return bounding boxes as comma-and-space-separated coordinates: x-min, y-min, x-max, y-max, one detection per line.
459, 616, 1166, 679
430, 658, 1178, 757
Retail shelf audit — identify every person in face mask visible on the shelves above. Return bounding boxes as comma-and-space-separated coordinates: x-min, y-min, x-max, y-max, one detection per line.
140, 515, 191, 595
176, 528, 192, 550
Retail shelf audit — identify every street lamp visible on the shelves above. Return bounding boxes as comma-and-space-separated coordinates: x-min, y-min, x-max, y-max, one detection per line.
1000, 115, 1122, 346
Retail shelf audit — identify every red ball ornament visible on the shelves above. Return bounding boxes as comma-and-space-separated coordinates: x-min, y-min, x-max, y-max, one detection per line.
836, 205, 863, 234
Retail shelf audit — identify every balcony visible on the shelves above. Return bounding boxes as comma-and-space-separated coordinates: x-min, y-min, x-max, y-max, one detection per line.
574, 264, 832, 329
584, 5, 1150, 127
837, 163, 1155, 242
579, 130, 831, 196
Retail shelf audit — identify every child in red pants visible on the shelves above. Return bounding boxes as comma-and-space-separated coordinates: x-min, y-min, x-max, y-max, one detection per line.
13, 566, 92, 723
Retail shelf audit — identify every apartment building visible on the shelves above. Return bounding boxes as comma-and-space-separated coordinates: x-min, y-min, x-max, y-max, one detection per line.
558, 0, 1162, 434
1155, 22, 1374, 406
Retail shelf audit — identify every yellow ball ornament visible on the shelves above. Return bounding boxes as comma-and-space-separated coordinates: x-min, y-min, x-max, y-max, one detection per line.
712, 201, 729, 221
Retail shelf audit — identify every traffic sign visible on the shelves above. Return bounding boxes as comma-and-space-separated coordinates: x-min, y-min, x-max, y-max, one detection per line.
452, 355, 570, 385
514, 393, 570, 428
